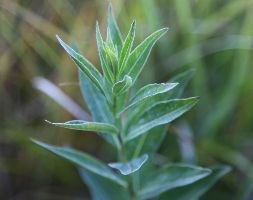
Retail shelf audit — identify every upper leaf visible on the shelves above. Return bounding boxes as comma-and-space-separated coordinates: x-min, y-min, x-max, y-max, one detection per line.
46, 120, 118, 135
119, 28, 168, 82
126, 97, 198, 141
32, 140, 127, 187
112, 75, 133, 95
56, 35, 104, 94
119, 21, 136, 70
107, 4, 123, 53
108, 154, 148, 175
139, 164, 211, 199
96, 22, 114, 83
123, 82, 178, 113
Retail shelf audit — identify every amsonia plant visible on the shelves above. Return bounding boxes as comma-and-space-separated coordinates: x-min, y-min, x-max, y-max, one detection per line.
33, 5, 230, 200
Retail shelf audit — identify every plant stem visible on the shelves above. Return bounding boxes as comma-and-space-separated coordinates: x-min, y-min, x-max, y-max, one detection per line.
112, 92, 139, 199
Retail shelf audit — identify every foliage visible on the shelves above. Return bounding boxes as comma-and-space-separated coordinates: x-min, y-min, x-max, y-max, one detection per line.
31, 5, 230, 199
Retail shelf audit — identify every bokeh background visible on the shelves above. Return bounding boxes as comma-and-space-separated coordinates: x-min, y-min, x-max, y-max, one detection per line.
1, 0, 253, 199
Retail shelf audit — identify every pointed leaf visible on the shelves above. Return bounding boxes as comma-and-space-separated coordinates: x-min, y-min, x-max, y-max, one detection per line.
123, 82, 178, 113
56, 35, 104, 93
104, 44, 119, 74
159, 166, 231, 200
139, 164, 211, 199
112, 75, 133, 95
107, 5, 123, 53
96, 23, 114, 83
119, 21, 136, 69
108, 154, 148, 175
46, 120, 118, 135
32, 140, 127, 187
120, 28, 168, 82
126, 97, 198, 141
79, 169, 131, 200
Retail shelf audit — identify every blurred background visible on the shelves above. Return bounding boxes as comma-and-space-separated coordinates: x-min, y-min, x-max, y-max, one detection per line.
0, 0, 253, 199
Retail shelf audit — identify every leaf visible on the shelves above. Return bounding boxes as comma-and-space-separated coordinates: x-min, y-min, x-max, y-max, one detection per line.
79, 169, 131, 200
96, 22, 114, 83
139, 164, 211, 199
56, 35, 104, 93
159, 166, 231, 200
32, 140, 127, 187
126, 97, 198, 141
79, 71, 118, 147
45, 120, 118, 135
123, 82, 178, 113
107, 4, 123, 53
119, 21, 136, 70
112, 75, 133, 95
104, 44, 119, 74
120, 28, 168, 82
108, 154, 148, 175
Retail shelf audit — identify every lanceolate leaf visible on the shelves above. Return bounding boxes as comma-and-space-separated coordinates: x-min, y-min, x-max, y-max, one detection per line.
105, 44, 119, 74
112, 75, 133, 95
46, 120, 118, 135
120, 28, 168, 82
96, 22, 114, 83
139, 164, 211, 199
32, 140, 127, 187
108, 154, 148, 175
119, 21, 136, 70
159, 166, 231, 200
124, 82, 178, 112
126, 97, 198, 141
56, 35, 104, 93
107, 4, 123, 53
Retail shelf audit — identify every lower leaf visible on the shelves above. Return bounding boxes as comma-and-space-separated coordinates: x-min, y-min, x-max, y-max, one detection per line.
139, 164, 211, 199
32, 139, 127, 187
159, 166, 231, 200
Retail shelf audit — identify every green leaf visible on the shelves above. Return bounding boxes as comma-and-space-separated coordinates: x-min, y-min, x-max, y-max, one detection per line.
79, 169, 131, 200
139, 164, 211, 199
56, 35, 104, 93
32, 140, 127, 187
126, 97, 198, 141
107, 4, 123, 53
104, 44, 119, 74
108, 154, 148, 175
159, 166, 231, 200
79, 71, 118, 147
96, 22, 114, 83
45, 120, 118, 135
119, 21, 136, 70
120, 28, 168, 82
124, 82, 178, 113
112, 75, 133, 95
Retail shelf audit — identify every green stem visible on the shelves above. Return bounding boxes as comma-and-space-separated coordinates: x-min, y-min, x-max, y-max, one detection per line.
113, 89, 139, 199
